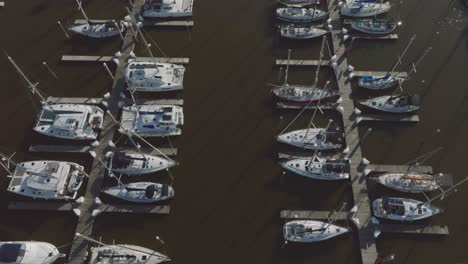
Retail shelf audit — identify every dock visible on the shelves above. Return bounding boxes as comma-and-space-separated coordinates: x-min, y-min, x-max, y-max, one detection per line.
96, 204, 170, 214
280, 210, 348, 221
28, 145, 177, 156
376, 224, 449, 235
8, 201, 73, 211
275, 59, 330, 67
327, 1, 378, 263
61, 55, 189, 64
66, 0, 153, 262
352, 71, 408, 78
129, 98, 184, 105
73, 19, 194, 27
356, 114, 420, 124
351, 33, 399, 40
46, 97, 103, 105
367, 164, 433, 174
276, 101, 339, 110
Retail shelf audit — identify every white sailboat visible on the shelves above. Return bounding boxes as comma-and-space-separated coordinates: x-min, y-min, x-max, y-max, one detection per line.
103, 182, 174, 203
374, 172, 441, 193
69, 20, 127, 39
75, 233, 170, 264
120, 105, 184, 137
5, 160, 86, 200
359, 94, 420, 113
280, 156, 350, 180
277, 128, 342, 150
271, 42, 339, 103
109, 151, 176, 175
276, 7, 328, 22
340, 0, 391, 17
372, 197, 441, 221
6, 55, 105, 140
142, 0, 193, 18
280, 25, 327, 39
125, 59, 186, 92
0, 241, 62, 264
283, 220, 350, 242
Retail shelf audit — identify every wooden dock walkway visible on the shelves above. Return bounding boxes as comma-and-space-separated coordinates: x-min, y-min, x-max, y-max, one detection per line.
377, 224, 449, 235
280, 210, 348, 221
356, 114, 419, 124
61, 55, 189, 64
73, 19, 194, 27
66, 0, 148, 263
327, 1, 378, 263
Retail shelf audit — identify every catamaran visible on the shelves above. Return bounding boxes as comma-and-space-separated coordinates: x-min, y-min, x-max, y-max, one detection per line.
125, 59, 186, 92
35, 104, 104, 140
120, 105, 184, 137
6, 160, 86, 200
103, 182, 175, 203
280, 25, 327, 39
276, 7, 328, 22
109, 151, 176, 175
350, 19, 396, 35
75, 233, 170, 264
142, 0, 193, 18
372, 197, 441, 221
283, 220, 350, 242
340, 0, 391, 17
359, 94, 420, 113
373, 172, 441, 193
0, 241, 62, 264
69, 20, 127, 38
280, 156, 350, 180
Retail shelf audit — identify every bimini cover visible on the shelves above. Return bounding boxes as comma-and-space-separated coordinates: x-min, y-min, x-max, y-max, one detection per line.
112, 152, 131, 169
0, 243, 25, 262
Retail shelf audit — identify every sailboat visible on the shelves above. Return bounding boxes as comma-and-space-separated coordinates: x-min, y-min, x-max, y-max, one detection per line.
109, 151, 176, 175
5, 159, 86, 200
373, 172, 441, 193
372, 197, 441, 221
279, 25, 327, 39
6, 55, 105, 140
271, 41, 339, 103
68, 0, 127, 39
350, 19, 396, 35
277, 128, 342, 150
358, 94, 420, 113
125, 59, 186, 92
277, 0, 320, 7
120, 105, 184, 137
280, 156, 350, 180
76, 233, 170, 264
142, 0, 193, 18
340, 0, 391, 17
283, 220, 350, 242
103, 182, 175, 203
276, 7, 328, 22
358, 35, 416, 90
0, 241, 62, 264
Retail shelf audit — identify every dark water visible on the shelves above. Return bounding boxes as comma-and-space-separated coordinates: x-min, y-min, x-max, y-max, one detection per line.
1, 0, 468, 263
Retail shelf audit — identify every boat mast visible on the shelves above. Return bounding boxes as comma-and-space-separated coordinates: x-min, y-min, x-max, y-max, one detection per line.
6, 54, 48, 104
304, 81, 330, 145
422, 175, 468, 205
75, 0, 90, 22
400, 147, 443, 180
385, 35, 416, 77
313, 36, 326, 88
284, 49, 291, 86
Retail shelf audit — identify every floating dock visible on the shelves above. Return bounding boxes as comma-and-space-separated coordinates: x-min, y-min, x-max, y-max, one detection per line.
61, 55, 189, 64
129, 98, 184, 105
29, 145, 177, 156
367, 164, 433, 174
275, 59, 330, 67
351, 34, 399, 40
280, 210, 348, 221
73, 19, 194, 27
352, 71, 408, 78
8, 201, 73, 211
327, 2, 378, 263
376, 224, 449, 235
276, 101, 339, 110
356, 114, 420, 124
96, 204, 170, 214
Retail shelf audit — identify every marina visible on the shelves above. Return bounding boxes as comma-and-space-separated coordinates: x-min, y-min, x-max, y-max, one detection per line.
1, 0, 468, 263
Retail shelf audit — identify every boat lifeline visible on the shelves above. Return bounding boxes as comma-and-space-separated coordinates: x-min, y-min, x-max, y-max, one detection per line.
280, 25, 327, 39
280, 156, 350, 180
373, 172, 441, 193
359, 94, 420, 113
103, 182, 175, 203
340, 0, 391, 17
283, 220, 350, 242
68, 20, 127, 38
276, 7, 327, 22
372, 197, 441, 221
142, 0, 193, 18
